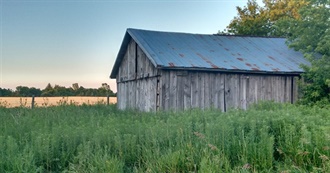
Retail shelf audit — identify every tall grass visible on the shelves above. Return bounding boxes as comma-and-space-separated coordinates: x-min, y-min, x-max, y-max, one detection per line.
0, 103, 329, 172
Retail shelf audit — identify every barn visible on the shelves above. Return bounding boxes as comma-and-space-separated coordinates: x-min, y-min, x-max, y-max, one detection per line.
110, 28, 309, 112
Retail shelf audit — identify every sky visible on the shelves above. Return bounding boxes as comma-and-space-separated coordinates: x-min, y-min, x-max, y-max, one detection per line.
1, 0, 262, 92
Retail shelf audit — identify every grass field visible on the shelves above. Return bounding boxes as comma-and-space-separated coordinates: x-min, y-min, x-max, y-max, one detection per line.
0, 102, 330, 172
0, 96, 117, 108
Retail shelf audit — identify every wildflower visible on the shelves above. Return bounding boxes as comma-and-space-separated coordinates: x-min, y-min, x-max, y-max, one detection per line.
319, 155, 329, 161
242, 163, 251, 169
193, 132, 205, 139
208, 143, 218, 151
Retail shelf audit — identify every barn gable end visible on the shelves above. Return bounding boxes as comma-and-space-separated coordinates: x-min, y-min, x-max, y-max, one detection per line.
111, 28, 308, 112
116, 39, 159, 111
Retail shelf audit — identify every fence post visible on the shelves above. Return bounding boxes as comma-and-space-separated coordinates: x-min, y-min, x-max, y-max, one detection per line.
31, 95, 35, 109
107, 94, 110, 105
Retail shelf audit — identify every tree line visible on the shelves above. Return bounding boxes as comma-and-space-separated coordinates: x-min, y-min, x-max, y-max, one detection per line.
223, 0, 330, 106
0, 83, 116, 97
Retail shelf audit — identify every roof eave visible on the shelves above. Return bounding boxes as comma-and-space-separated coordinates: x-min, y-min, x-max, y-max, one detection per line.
110, 31, 132, 79
158, 66, 304, 75
110, 28, 159, 79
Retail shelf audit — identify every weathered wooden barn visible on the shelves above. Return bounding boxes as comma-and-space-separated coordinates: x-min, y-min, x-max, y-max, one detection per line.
110, 28, 310, 112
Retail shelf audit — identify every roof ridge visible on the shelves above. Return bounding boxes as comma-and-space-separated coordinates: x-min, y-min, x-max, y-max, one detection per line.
127, 28, 286, 38
213, 34, 286, 38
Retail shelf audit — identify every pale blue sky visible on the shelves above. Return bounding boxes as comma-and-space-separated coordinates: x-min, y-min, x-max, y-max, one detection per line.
1, 0, 261, 92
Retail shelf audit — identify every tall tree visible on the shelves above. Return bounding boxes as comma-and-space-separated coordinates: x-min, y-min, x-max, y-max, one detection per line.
264, 0, 308, 21
283, 0, 330, 105
223, 0, 308, 36
223, 0, 270, 36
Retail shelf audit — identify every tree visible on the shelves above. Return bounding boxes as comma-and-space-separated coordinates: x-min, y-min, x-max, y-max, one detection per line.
0, 88, 14, 96
283, 0, 330, 105
29, 87, 42, 97
264, 0, 308, 21
53, 85, 74, 96
41, 83, 55, 96
222, 0, 270, 36
14, 86, 41, 97
223, 0, 308, 36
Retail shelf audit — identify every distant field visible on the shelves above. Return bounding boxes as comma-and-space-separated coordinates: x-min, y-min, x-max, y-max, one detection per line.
0, 96, 117, 108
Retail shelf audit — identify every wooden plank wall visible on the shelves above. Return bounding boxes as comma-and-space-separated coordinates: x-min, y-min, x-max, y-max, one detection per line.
160, 70, 298, 111
116, 39, 158, 111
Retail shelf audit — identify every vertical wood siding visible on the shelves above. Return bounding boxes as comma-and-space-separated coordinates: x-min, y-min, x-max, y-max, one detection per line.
159, 70, 298, 111
116, 40, 158, 111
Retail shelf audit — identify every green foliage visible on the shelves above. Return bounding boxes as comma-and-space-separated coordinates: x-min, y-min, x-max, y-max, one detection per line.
282, 0, 330, 106
223, 0, 271, 36
0, 103, 330, 172
223, 0, 308, 36
0, 88, 14, 97
0, 83, 116, 97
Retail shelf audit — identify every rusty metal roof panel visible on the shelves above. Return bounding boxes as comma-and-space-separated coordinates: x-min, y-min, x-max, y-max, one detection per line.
110, 28, 309, 78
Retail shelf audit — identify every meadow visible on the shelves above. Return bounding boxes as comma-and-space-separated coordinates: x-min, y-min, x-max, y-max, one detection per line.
0, 96, 117, 108
0, 103, 330, 172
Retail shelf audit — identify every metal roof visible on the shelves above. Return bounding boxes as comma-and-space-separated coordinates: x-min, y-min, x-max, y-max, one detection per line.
110, 28, 310, 78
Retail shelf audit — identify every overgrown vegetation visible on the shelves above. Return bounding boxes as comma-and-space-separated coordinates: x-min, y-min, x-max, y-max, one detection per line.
283, 0, 330, 106
1, 103, 329, 172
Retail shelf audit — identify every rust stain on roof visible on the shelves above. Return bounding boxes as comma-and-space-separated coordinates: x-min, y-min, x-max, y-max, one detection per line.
196, 53, 219, 68
231, 66, 238, 69
246, 63, 252, 67
237, 58, 244, 61
237, 53, 242, 56
268, 56, 275, 61
179, 53, 185, 58
211, 64, 219, 68
251, 68, 260, 71
272, 68, 280, 71
168, 62, 175, 67
224, 48, 230, 51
